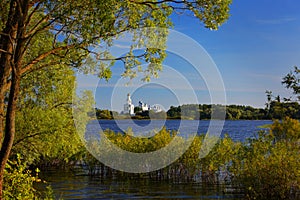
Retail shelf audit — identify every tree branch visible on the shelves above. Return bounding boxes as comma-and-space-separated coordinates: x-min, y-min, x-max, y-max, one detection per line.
24, 15, 50, 39
50, 102, 72, 110
130, 0, 185, 5
0, 49, 13, 55
22, 60, 61, 76
24, 1, 42, 26
21, 44, 77, 75
13, 131, 48, 147
24, 3, 63, 39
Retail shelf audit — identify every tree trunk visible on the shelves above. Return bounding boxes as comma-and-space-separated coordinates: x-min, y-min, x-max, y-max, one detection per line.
0, 0, 18, 143
0, 0, 29, 198
0, 67, 21, 199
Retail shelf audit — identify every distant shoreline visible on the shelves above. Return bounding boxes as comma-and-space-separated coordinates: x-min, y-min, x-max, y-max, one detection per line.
93, 102, 300, 120
91, 118, 274, 121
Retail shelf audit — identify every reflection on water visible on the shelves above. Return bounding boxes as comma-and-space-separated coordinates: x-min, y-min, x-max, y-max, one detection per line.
40, 170, 244, 199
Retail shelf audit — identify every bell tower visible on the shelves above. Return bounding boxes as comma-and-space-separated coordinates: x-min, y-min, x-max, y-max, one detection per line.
127, 93, 132, 105
123, 93, 135, 115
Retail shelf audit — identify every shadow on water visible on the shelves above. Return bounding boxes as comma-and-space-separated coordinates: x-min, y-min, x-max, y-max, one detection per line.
38, 169, 244, 200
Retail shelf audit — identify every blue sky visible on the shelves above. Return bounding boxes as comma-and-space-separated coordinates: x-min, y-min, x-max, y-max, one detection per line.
80, 1, 300, 111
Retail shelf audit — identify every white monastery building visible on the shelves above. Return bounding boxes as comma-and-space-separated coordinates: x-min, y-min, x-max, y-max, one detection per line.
123, 93, 163, 115
139, 101, 150, 112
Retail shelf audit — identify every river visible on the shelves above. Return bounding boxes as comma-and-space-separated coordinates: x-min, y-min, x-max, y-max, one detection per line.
41, 120, 273, 199
87, 119, 272, 142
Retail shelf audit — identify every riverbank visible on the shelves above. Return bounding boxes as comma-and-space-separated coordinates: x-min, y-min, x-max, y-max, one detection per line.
94, 102, 300, 120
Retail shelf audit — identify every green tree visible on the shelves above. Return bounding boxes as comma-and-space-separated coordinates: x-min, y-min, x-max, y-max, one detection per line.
134, 106, 142, 114
167, 105, 181, 119
270, 117, 300, 142
13, 65, 86, 166
265, 90, 273, 111
282, 66, 300, 101
230, 118, 300, 199
0, 0, 232, 197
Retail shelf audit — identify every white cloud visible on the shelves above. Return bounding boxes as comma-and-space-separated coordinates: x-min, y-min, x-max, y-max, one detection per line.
256, 17, 297, 25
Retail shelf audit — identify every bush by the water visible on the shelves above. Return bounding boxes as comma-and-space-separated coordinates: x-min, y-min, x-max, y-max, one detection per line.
3, 154, 53, 199
230, 118, 300, 199
81, 118, 300, 199
5, 118, 299, 199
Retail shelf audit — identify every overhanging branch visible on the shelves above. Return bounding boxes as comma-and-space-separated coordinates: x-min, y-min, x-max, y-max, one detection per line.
21, 44, 77, 75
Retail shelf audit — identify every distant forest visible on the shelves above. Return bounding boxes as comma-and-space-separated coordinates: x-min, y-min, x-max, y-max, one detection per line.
94, 66, 300, 120
94, 100, 300, 120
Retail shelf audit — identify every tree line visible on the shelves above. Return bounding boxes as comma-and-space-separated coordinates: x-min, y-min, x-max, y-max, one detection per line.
94, 101, 300, 120
95, 66, 300, 120
95, 66, 300, 121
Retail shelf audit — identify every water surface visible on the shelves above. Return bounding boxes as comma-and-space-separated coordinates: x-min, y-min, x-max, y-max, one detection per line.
41, 170, 244, 200
87, 119, 272, 142
43, 120, 272, 199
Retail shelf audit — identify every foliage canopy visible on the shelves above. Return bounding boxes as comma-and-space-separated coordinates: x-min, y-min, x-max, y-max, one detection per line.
0, 0, 232, 198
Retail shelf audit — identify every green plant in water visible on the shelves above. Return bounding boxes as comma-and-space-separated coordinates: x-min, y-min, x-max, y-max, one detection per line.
3, 154, 54, 200
230, 118, 300, 200
78, 119, 300, 199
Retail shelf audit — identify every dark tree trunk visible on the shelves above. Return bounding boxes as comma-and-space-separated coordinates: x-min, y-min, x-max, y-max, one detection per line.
0, 0, 29, 198
0, 66, 21, 199
0, 0, 18, 143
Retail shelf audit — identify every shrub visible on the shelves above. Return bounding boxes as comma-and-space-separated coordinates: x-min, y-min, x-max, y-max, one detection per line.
230, 118, 300, 199
3, 154, 54, 200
